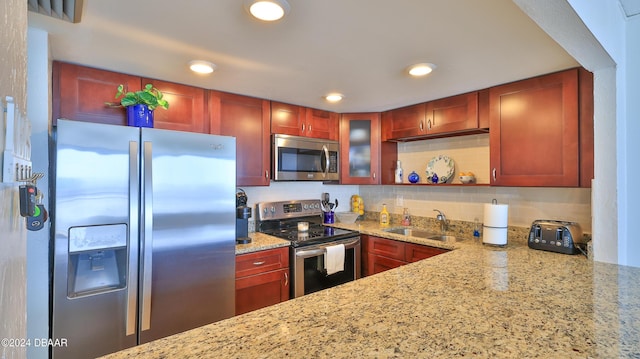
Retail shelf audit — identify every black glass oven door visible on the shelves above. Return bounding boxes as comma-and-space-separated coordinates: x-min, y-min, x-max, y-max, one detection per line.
302, 247, 356, 296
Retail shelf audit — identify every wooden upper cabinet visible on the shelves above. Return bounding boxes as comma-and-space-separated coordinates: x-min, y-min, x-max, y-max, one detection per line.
209, 91, 271, 186
52, 62, 207, 132
425, 91, 479, 135
340, 112, 393, 185
578, 68, 594, 188
305, 108, 339, 140
381, 103, 426, 141
53, 61, 139, 126
381, 92, 482, 141
271, 101, 338, 140
270, 101, 303, 136
489, 68, 580, 187
141, 79, 206, 133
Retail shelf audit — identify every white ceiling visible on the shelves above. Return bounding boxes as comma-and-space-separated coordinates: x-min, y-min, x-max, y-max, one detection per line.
619, 0, 640, 17
28, 0, 579, 113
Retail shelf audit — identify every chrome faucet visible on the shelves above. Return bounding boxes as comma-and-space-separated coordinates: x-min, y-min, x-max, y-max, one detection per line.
433, 209, 448, 234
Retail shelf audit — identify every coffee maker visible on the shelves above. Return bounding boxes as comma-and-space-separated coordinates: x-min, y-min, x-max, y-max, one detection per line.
236, 188, 251, 244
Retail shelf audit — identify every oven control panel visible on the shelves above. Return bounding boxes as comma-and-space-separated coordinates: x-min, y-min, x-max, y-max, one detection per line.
256, 199, 323, 221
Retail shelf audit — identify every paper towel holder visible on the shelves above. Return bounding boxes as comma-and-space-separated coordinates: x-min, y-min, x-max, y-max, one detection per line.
483, 198, 508, 247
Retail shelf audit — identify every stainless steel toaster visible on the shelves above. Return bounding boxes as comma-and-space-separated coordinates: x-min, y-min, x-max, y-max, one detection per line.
528, 220, 584, 255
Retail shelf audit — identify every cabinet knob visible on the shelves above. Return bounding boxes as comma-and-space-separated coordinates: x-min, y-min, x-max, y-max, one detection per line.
419, 120, 424, 131
372, 172, 376, 180
265, 170, 269, 179
308, 124, 312, 132
427, 119, 432, 130
492, 168, 497, 182
301, 123, 305, 132
284, 272, 288, 286
252, 261, 266, 266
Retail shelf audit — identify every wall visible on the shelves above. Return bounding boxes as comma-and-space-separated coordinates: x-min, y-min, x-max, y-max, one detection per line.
242, 182, 359, 229
398, 134, 490, 185
537, 0, 638, 267
231, 136, 593, 236
623, 12, 640, 266
0, 1, 29, 359
361, 135, 592, 234
26, 27, 50, 359
512, 0, 629, 266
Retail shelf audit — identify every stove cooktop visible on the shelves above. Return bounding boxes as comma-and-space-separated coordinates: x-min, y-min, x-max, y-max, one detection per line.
256, 199, 359, 247
261, 224, 358, 247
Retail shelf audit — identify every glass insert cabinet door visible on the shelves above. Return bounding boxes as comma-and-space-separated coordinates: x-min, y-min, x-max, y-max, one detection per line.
349, 120, 372, 177
339, 113, 382, 185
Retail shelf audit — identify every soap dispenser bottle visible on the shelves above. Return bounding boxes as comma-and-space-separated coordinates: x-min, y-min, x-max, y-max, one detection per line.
401, 208, 411, 226
380, 204, 390, 227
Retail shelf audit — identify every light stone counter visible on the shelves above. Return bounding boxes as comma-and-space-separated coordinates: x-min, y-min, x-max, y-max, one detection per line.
235, 232, 290, 255
104, 222, 640, 358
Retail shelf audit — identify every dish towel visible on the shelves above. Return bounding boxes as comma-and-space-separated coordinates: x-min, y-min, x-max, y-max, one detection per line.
325, 244, 345, 275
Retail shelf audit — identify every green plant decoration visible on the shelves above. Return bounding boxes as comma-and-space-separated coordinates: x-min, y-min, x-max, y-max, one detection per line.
106, 84, 170, 110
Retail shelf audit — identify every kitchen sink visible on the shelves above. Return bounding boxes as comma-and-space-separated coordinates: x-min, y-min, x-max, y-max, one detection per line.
382, 227, 455, 242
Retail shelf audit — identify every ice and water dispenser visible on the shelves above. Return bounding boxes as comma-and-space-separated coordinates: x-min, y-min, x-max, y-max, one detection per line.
67, 224, 128, 298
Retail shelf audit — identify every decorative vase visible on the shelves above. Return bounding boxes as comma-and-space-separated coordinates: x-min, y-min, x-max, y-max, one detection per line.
408, 171, 420, 183
127, 104, 154, 128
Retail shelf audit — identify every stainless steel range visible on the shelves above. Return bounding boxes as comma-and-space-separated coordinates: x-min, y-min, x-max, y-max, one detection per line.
256, 199, 361, 298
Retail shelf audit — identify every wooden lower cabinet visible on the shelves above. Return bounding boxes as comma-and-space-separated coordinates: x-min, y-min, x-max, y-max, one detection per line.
367, 254, 406, 276
362, 235, 448, 277
235, 247, 290, 315
405, 243, 448, 262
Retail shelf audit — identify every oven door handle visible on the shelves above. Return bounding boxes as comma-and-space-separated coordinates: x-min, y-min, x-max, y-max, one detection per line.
295, 238, 360, 259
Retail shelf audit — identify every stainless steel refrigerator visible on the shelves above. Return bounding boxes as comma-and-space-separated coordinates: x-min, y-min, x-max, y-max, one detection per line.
51, 119, 236, 358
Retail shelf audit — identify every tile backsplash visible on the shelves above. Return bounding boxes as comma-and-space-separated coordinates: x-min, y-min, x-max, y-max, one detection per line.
241, 182, 359, 231
242, 134, 591, 234
360, 185, 591, 232
397, 133, 490, 184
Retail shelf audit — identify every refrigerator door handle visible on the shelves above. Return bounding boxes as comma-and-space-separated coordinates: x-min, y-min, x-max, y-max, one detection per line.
126, 141, 139, 336
141, 141, 154, 331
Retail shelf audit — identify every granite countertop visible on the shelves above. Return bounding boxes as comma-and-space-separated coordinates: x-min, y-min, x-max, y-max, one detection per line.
235, 232, 290, 255
105, 222, 640, 358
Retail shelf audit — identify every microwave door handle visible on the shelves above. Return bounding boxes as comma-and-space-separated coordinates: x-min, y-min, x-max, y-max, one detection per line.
322, 144, 330, 177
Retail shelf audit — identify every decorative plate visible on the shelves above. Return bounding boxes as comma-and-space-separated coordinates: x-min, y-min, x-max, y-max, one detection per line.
425, 155, 455, 184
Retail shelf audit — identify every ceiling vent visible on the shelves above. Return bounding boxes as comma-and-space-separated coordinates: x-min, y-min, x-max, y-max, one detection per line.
28, 0, 84, 23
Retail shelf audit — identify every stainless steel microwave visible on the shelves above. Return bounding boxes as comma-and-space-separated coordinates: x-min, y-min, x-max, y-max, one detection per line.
272, 134, 339, 181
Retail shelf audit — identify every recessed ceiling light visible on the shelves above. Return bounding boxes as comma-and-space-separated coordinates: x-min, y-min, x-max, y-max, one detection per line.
325, 93, 344, 103
408, 63, 437, 77
244, 0, 290, 21
189, 60, 216, 74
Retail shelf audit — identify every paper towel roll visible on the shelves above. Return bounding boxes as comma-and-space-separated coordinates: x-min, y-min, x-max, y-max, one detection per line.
482, 226, 508, 246
483, 203, 509, 228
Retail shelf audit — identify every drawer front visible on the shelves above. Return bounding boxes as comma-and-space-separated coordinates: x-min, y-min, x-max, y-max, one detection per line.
368, 236, 405, 261
405, 243, 448, 263
236, 247, 289, 278
367, 254, 406, 276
